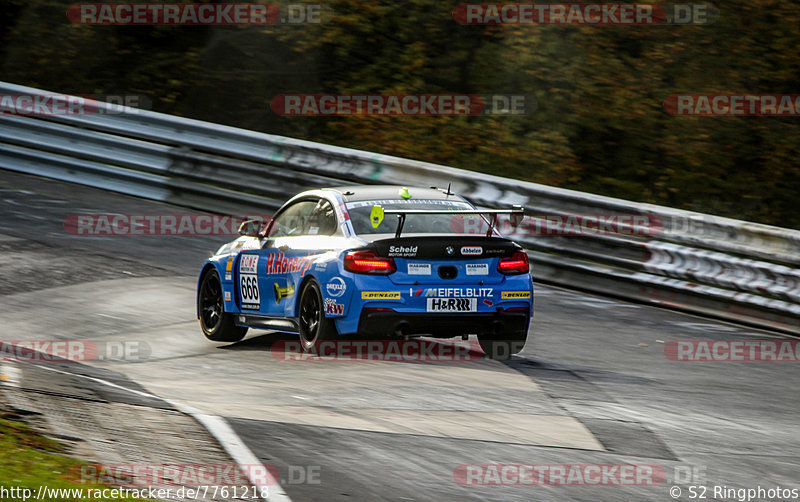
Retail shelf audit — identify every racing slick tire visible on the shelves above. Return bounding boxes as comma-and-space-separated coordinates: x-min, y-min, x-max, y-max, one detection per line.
298, 280, 338, 354
478, 331, 527, 360
198, 269, 248, 342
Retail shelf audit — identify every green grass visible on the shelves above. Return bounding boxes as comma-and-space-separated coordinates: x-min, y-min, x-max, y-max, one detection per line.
0, 415, 150, 501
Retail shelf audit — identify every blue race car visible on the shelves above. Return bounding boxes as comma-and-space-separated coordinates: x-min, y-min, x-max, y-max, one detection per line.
196, 185, 533, 358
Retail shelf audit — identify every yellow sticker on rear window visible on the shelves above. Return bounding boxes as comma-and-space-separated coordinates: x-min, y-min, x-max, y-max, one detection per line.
370, 205, 385, 228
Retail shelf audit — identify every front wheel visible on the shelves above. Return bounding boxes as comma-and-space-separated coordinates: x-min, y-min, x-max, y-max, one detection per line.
478, 331, 527, 360
198, 269, 247, 342
298, 280, 338, 353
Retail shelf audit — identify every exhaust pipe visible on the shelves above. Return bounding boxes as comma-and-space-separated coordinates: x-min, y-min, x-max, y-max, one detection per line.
492, 320, 505, 334
393, 321, 410, 337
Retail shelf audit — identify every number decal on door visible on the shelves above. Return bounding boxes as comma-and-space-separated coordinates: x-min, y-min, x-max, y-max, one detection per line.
239, 255, 260, 310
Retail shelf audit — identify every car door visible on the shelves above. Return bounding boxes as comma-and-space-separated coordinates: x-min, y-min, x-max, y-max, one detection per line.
250, 197, 339, 318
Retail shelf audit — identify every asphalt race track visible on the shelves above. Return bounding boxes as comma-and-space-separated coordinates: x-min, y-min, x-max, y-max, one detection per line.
1, 170, 798, 502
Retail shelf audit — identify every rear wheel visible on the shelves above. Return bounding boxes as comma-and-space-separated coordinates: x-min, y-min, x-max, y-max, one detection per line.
478, 331, 527, 360
298, 281, 338, 353
198, 269, 247, 342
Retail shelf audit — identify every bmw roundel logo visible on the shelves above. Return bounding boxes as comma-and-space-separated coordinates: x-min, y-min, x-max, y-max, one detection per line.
446, 246, 454, 256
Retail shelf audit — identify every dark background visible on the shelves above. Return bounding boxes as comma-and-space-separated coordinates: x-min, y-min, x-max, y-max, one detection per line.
2, 0, 799, 227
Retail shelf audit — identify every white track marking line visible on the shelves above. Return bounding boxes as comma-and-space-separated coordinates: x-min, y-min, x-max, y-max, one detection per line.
31, 363, 292, 502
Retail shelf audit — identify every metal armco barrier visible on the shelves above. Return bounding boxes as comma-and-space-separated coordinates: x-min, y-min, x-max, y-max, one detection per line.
1, 81, 798, 334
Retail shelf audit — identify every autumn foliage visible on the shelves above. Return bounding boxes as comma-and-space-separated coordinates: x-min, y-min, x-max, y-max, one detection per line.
1, 0, 798, 227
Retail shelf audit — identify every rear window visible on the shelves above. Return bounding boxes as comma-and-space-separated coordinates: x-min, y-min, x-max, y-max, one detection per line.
346, 199, 494, 236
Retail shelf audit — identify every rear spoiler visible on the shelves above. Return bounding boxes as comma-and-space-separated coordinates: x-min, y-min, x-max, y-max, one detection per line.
371, 205, 525, 238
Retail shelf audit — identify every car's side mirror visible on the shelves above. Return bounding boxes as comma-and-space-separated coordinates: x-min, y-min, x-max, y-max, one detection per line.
259, 218, 275, 238
238, 219, 263, 237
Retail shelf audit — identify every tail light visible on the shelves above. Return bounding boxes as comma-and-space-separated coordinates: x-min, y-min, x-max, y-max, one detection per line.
344, 251, 396, 275
497, 251, 529, 275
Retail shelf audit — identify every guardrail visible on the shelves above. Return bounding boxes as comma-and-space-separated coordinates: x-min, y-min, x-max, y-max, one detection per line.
1, 81, 798, 334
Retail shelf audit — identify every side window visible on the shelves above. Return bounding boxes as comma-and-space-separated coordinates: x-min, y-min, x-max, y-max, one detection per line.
269, 200, 319, 238
306, 199, 338, 236
268, 198, 339, 237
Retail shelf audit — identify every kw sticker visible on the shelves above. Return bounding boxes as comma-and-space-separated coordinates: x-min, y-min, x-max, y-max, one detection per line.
324, 298, 345, 316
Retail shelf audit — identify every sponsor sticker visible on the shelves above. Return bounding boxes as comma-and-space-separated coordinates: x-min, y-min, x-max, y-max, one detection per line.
362, 292, 402, 300
388, 245, 418, 257
501, 291, 531, 299
427, 298, 478, 312
465, 263, 489, 275
225, 273, 232, 281
461, 246, 483, 256
224, 291, 231, 302
410, 287, 493, 298
407, 263, 431, 275
274, 283, 294, 304
324, 298, 344, 316
265, 251, 314, 276
239, 255, 260, 310
346, 199, 470, 209
226, 257, 234, 271
326, 277, 346, 297
239, 254, 258, 274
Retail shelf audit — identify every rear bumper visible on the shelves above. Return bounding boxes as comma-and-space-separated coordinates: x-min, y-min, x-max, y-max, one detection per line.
357, 308, 530, 337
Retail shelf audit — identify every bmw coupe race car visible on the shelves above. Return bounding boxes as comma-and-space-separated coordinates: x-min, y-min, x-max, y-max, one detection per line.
196, 185, 533, 358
